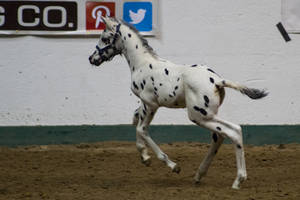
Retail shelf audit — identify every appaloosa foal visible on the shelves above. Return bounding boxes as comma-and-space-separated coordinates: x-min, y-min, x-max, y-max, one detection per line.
89, 17, 268, 189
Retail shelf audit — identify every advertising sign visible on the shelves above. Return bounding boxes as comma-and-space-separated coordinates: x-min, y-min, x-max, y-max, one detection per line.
0, 1, 77, 31
123, 1, 153, 32
86, 1, 115, 31
0, 0, 159, 36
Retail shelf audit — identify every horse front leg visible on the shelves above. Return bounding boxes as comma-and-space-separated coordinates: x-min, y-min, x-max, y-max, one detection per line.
136, 103, 180, 173
133, 105, 151, 166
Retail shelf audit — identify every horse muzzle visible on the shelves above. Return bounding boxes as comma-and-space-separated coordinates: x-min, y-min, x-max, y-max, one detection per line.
89, 55, 103, 66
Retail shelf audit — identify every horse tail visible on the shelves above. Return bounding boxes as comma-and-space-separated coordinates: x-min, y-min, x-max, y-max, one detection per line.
216, 79, 268, 100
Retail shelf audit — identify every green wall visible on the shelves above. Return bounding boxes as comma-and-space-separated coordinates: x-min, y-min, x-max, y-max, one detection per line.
0, 125, 299, 147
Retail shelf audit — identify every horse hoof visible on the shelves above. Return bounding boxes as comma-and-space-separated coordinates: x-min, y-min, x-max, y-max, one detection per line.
141, 157, 151, 167
194, 177, 200, 185
194, 180, 201, 185
172, 165, 181, 174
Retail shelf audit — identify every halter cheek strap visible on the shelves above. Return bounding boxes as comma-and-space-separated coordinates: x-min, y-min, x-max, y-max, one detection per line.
96, 23, 121, 59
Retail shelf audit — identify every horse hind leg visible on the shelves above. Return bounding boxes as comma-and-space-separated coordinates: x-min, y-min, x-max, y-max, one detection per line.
194, 132, 224, 183
191, 115, 247, 189
213, 116, 247, 189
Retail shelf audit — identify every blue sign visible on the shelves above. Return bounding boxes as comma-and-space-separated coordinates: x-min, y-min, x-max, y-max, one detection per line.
123, 2, 153, 32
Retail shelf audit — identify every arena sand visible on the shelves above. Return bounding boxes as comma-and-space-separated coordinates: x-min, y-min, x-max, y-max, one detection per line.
0, 142, 299, 200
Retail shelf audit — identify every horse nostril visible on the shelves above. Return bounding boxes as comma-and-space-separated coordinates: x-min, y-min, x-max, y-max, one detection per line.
89, 56, 94, 64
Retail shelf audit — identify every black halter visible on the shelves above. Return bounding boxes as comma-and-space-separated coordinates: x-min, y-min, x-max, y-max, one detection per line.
96, 23, 121, 61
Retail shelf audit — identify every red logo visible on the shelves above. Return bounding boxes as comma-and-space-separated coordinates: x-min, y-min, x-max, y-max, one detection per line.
86, 1, 115, 30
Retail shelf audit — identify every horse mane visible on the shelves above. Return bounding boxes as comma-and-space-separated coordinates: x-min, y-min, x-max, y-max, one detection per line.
119, 20, 157, 57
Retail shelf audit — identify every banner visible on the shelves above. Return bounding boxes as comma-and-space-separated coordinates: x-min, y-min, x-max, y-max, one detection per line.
0, 0, 159, 36
282, 0, 300, 33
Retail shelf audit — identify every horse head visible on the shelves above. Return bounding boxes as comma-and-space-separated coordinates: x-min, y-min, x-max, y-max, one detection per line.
89, 17, 123, 66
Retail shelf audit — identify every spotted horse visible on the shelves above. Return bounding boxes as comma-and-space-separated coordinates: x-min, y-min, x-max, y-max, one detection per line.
89, 17, 268, 189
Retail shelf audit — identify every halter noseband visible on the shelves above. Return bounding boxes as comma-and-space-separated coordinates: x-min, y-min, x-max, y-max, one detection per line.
96, 23, 121, 61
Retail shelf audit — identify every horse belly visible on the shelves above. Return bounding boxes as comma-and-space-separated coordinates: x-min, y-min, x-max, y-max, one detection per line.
156, 85, 186, 108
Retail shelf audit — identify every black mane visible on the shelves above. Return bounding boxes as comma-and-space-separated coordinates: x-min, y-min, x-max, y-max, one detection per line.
120, 20, 157, 57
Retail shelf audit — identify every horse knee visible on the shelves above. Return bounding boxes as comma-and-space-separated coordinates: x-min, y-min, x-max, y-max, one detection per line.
136, 141, 145, 151
228, 131, 243, 147
136, 125, 146, 133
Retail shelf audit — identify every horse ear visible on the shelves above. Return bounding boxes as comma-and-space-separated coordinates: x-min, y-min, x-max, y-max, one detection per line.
101, 16, 106, 24
101, 16, 113, 30
101, 16, 108, 26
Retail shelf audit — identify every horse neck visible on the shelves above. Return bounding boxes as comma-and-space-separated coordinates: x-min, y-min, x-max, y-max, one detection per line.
120, 27, 156, 72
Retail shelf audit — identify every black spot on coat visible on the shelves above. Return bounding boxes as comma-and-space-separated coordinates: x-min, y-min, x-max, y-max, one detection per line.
128, 33, 131, 38
193, 106, 201, 111
193, 106, 207, 116
191, 64, 197, 67
200, 109, 207, 116
210, 77, 215, 84
204, 95, 209, 104
149, 64, 153, 69
133, 81, 139, 90
207, 68, 216, 74
212, 133, 218, 143
164, 68, 169, 75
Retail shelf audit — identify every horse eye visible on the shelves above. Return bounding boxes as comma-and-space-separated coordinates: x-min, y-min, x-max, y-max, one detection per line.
101, 38, 109, 43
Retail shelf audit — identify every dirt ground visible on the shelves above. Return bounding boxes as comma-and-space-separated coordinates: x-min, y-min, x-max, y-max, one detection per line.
0, 142, 299, 200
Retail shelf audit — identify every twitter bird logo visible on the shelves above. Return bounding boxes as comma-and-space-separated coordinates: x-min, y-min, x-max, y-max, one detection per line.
123, 2, 153, 32
129, 9, 146, 24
